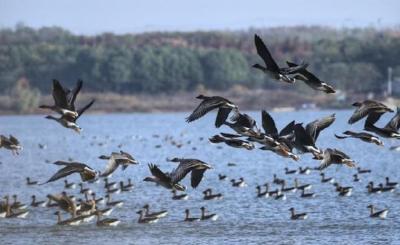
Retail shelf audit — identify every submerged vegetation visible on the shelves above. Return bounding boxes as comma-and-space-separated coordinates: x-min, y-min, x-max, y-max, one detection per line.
1, 24, 399, 97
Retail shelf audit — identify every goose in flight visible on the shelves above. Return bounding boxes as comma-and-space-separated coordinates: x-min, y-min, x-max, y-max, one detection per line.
99, 151, 139, 177
209, 134, 255, 150
364, 108, 400, 139
348, 100, 393, 124
287, 61, 335, 93
0, 135, 22, 155
253, 34, 307, 84
43, 161, 98, 184
318, 148, 356, 170
335, 131, 383, 146
143, 159, 212, 191
186, 95, 238, 128
39, 79, 80, 118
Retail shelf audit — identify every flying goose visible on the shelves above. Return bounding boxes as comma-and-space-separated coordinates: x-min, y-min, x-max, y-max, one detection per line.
287, 61, 335, 93
39, 79, 80, 118
222, 112, 259, 136
99, 151, 139, 177
0, 135, 22, 155
367, 205, 388, 219
317, 148, 356, 170
289, 208, 308, 220
200, 207, 218, 221
43, 161, 98, 184
348, 100, 393, 124
167, 158, 213, 188
210, 134, 255, 150
364, 109, 400, 139
186, 95, 239, 128
184, 209, 200, 222
335, 131, 384, 146
136, 210, 159, 224
253, 34, 307, 83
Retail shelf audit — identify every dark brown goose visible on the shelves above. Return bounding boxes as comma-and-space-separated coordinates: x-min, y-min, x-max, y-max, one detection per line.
317, 148, 356, 170
99, 151, 139, 177
186, 95, 238, 128
42, 161, 98, 184
348, 100, 393, 124
335, 131, 383, 146
0, 135, 22, 155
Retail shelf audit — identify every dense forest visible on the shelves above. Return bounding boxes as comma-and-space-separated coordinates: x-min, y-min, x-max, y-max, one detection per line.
1, 24, 400, 96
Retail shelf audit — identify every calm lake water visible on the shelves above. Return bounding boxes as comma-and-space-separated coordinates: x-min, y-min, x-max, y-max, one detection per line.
0, 110, 399, 245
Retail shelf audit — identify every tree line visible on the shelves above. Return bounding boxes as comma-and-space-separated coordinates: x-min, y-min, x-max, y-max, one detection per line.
1, 24, 399, 95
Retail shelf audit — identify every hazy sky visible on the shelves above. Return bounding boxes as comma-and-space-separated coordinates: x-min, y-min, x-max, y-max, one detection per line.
1, 0, 399, 34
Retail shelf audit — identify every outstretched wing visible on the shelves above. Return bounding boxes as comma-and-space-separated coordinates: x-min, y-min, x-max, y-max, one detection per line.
254, 34, 279, 72
149, 164, 171, 183
318, 149, 332, 170
68, 79, 83, 111
186, 98, 225, 123
384, 107, 400, 131
9, 135, 20, 145
52, 79, 69, 109
191, 169, 207, 188
215, 107, 232, 128
76, 99, 95, 120
261, 110, 278, 137
306, 114, 336, 141
100, 156, 119, 177
43, 165, 81, 184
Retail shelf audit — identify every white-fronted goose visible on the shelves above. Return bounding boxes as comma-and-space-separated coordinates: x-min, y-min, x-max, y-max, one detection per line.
364, 109, 400, 139
378, 183, 395, 193
43, 161, 98, 184
142, 204, 168, 219
289, 208, 308, 220
335, 131, 383, 146
318, 148, 355, 170
231, 178, 247, 187
256, 185, 269, 198
105, 194, 123, 208
210, 134, 255, 150
184, 209, 200, 222
64, 179, 76, 189
366, 182, 381, 194
99, 151, 138, 177
31, 195, 46, 207
203, 188, 223, 200
172, 190, 189, 200
26, 177, 38, 186
200, 207, 218, 221
320, 173, 335, 183
0, 135, 22, 155
301, 189, 316, 198
367, 205, 388, 219
54, 211, 81, 226
386, 177, 398, 188
136, 210, 159, 224
349, 100, 393, 125
186, 95, 239, 128
95, 211, 120, 227
353, 174, 360, 182
294, 179, 312, 191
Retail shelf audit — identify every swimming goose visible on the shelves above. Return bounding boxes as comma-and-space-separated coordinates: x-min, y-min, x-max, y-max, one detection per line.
104, 178, 117, 189
294, 179, 312, 191
203, 188, 223, 200
299, 167, 311, 175
348, 100, 393, 125
357, 167, 371, 174
142, 204, 168, 219
274, 189, 286, 200
285, 167, 297, 175
105, 194, 124, 208
64, 179, 76, 189
3, 196, 29, 218
210, 135, 255, 150
99, 151, 139, 177
200, 207, 219, 221
256, 185, 269, 198
95, 211, 120, 227
106, 185, 121, 195
335, 131, 384, 146
385, 177, 398, 188
90, 193, 105, 205
218, 174, 227, 180
186, 95, 239, 128
273, 174, 285, 185
367, 205, 388, 219
47, 193, 77, 216
136, 210, 159, 224
124, 178, 134, 189
366, 182, 382, 194
79, 183, 92, 195
231, 178, 247, 187
184, 209, 200, 222
26, 177, 38, 185
172, 190, 189, 200
0, 135, 22, 155
378, 183, 395, 193
317, 148, 356, 170
353, 174, 361, 182
167, 158, 213, 188
300, 189, 316, 198
280, 181, 296, 193
31, 195, 46, 207
320, 173, 335, 183
289, 208, 308, 220
43, 161, 98, 184
11, 195, 27, 210
287, 61, 335, 93
253, 34, 307, 84
39, 79, 79, 118
264, 183, 278, 196
336, 185, 352, 197
119, 181, 133, 192
54, 211, 81, 226
364, 109, 400, 139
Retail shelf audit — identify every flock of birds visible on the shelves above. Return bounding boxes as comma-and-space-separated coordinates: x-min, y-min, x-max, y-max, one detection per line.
1, 34, 399, 227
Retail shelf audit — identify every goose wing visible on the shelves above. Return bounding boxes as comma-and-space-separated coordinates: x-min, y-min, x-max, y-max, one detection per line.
364, 112, 384, 127
191, 169, 207, 188
170, 161, 200, 184
52, 79, 69, 109
148, 164, 171, 183
76, 99, 95, 120
186, 97, 226, 123
68, 79, 83, 111
254, 34, 279, 72
384, 107, 400, 131
261, 110, 278, 137
100, 156, 119, 177
306, 114, 335, 142
279, 120, 295, 137
318, 149, 333, 170
44, 165, 84, 184
287, 61, 319, 81
234, 113, 256, 129
294, 123, 316, 146
215, 107, 232, 128
80, 166, 97, 181
9, 135, 20, 145
349, 101, 385, 124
